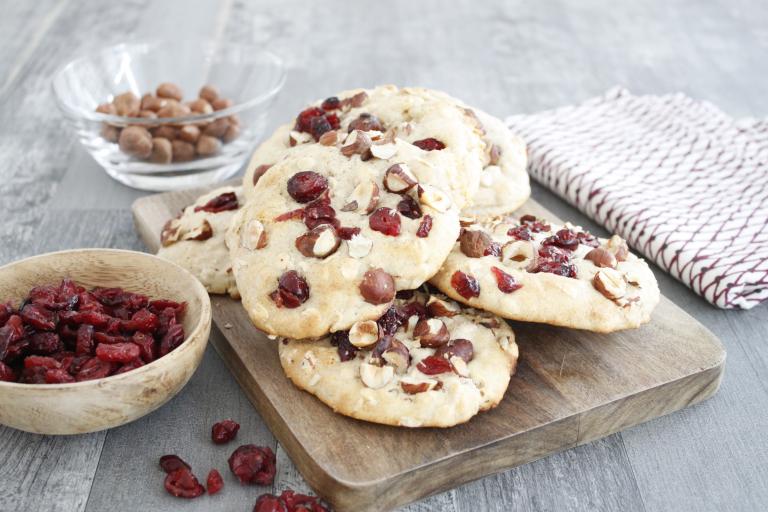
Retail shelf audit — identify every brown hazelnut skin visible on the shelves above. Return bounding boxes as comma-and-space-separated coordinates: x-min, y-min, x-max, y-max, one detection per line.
149, 137, 173, 164
295, 224, 340, 258
413, 318, 450, 348
156, 82, 183, 101
95, 102, 116, 115
434, 338, 474, 363
347, 113, 383, 132
204, 118, 230, 139
157, 101, 191, 118
196, 135, 222, 156
585, 247, 618, 268
178, 125, 201, 143
171, 140, 195, 162
187, 98, 213, 114
118, 126, 152, 158
113, 92, 140, 117
459, 230, 495, 258
153, 125, 178, 140
251, 164, 272, 186
382, 339, 410, 374
211, 98, 233, 111
223, 123, 240, 143
359, 268, 395, 305
199, 84, 220, 103
140, 94, 166, 112
100, 124, 120, 143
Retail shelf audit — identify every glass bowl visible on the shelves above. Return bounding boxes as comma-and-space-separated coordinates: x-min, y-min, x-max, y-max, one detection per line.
52, 40, 285, 191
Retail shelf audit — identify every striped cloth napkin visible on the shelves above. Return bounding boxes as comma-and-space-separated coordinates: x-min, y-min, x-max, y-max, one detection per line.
506, 87, 768, 309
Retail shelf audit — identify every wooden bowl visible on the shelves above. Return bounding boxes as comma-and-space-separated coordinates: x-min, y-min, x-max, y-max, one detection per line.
0, 249, 212, 435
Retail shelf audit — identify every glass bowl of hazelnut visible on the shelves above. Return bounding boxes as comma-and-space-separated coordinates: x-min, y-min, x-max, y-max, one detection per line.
52, 40, 285, 191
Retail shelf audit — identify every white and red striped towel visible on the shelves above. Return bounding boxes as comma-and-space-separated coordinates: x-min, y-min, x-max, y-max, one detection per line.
506, 87, 768, 309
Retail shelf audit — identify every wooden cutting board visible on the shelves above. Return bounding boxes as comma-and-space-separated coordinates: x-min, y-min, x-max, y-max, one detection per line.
132, 186, 725, 512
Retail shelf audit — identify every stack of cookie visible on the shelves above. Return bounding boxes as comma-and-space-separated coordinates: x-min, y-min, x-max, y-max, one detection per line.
157, 85, 660, 428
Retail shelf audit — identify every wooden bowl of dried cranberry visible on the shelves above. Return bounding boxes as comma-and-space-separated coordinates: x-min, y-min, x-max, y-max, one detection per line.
0, 249, 211, 434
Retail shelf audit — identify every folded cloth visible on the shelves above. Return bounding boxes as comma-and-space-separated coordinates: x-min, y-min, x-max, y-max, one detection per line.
506, 87, 768, 309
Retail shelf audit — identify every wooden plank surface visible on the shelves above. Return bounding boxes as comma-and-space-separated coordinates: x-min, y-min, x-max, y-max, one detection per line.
132, 188, 724, 511
1, 0, 767, 511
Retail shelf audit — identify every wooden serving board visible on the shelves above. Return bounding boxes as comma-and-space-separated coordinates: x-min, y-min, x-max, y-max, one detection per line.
133, 186, 725, 512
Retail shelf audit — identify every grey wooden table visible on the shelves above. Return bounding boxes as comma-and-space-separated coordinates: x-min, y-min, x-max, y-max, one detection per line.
1, 1, 767, 511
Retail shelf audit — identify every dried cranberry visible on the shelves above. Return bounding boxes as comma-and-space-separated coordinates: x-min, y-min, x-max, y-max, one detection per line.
295, 106, 325, 133
44, 368, 75, 384
369, 207, 401, 236
520, 214, 551, 232
69, 310, 112, 328
254, 494, 287, 512
377, 306, 403, 337
507, 225, 532, 240
95, 342, 140, 363
538, 245, 571, 263
159, 323, 185, 356
576, 231, 600, 247
325, 113, 340, 130
206, 469, 224, 495
271, 271, 310, 308
194, 191, 239, 213
0, 361, 16, 382
396, 195, 422, 219
160, 454, 191, 473
347, 113, 383, 132
29, 332, 61, 354
275, 208, 305, 222
212, 419, 240, 444
287, 171, 328, 204
416, 215, 433, 238
321, 96, 341, 110
412, 138, 446, 151
542, 228, 579, 250
398, 301, 428, 322
19, 366, 47, 383
122, 308, 159, 332
337, 226, 361, 240
0, 315, 24, 360
303, 203, 338, 230
115, 359, 144, 374
330, 331, 358, 362
75, 357, 113, 381
20, 304, 57, 331
164, 468, 205, 499
417, 355, 453, 375
132, 331, 156, 363
309, 116, 332, 140
74, 324, 95, 355
24, 355, 61, 369
533, 260, 577, 278
93, 332, 130, 345
148, 299, 185, 315
0, 302, 12, 326
228, 445, 276, 485
450, 271, 481, 299
491, 266, 523, 293
280, 489, 330, 511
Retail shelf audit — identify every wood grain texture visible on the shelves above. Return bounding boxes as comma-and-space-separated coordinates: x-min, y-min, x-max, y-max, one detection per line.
2, 0, 768, 510
132, 188, 725, 511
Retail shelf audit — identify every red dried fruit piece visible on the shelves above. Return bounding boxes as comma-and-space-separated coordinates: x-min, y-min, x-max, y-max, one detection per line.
0, 302, 12, 326
325, 113, 340, 130
520, 214, 550, 233
412, 138, 445, 151
271, 271, 310, 309
206, 469, 224, 495
576, 231, 600, 247
228, 445, 276, 485
416, 215, 433, 238
280, 489, 330, 511
75, 357, 113, 381
0, 361, 16, 382
4, 337, 30, 363
254, 494, 287, 512
542, 228, 579, 251
44, 368, 75, 384
75, 324, 95, 355
29, 332, 61, 354
20, 366, 47, 383
20, 304, 57, 331
330, 331, 358, 362
398, 301, 428, 322
287, 171, 328, 203
417, 355, 454, 375
193, 191, 239, 213
303, 203, 338, 230
369, 207, 401, 236
309, 116, 332, 140
122, 308, 159, 332
69, 310, 112, 328
396, 195, 422, 219
321, 96, 341, 110
114, 359, 144, 374
337, 226, 361, 240
275, 208, 305, 222
0, 315, 24, 360
132, 331, 157, 363
148, 299, 185, 315
160, 454, 191, 473
533, 260, 577, 278
212, 419, 240, 444
67, 355, 90, 374
377, 306, 402, 337
294, 106, 325, 133
538, 245, 571, 263
159, 323, 185, 357
164, 468, 205, 499
507, 225, 532, 240
24, 355, 61, 369
93, 332, 130, 345
450, 271, 481, 299
491, 266, 523, 293
96, 342, 140, 363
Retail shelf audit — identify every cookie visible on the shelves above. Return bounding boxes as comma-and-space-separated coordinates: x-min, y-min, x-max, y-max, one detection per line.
227, 143, 461, 339
278, 291, 519, 428
430, 214, 660, 332
242, 85, 488, 210
156, 186, 242, 298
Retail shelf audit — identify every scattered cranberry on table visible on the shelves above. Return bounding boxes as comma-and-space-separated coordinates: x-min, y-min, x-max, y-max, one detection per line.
255, 489, 331, 512
228, 444, 277, 485
212, 418, 240, 444
0, 279, 186, 383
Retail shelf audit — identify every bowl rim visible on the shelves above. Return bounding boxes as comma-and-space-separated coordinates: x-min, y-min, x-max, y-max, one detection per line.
0, 248, 212, 390
51, 39, 286, 125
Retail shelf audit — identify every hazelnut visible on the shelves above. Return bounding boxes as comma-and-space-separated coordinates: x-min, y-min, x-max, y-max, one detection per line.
382, 339, 410, 374
156, 82, 183, 101
449, 356, 470, 377
211, 98, 233, 111
342, 179, 379, 214
113, 91, 140, 116
223, 123, 240, 143
359, 362, 393, 389
100, 124, 120, 143
196, 135, 222, 156
413, 318, 449, 348
585, 247, 618, 268
171, 140, 195, 162
426, 296, 460, 317
139, 110, 158, 119
347, 234, 373, 258
348, 320, 380, 348
359, 268, 395, 305
140, 94, 165, 112
153, 125, 178, 140
501, 240, 535, 268
149, 137, 173, 164
251, 164, 272, 186
459, 229, 495, 258
593, 268, 627, 300
240, 220, 267, 251
95, 102, 116, 115
383, 163, 418, 193
289, 130, 313, 146
204, 118, 230, 139
370, 143, 398, 160
434, 338, 474, 363
157, 101, 191, 118
118, 126, 152, 158
605, 235, 629, 262
199, 84, 220, 103
400, 376, 438, 394
342, 91, 368, 108
178, 125, 201, 143
295, 224, 340, 259
182, 218, 213, 241
341, 130, 372, 157
418, 184, 452, 213
187, 98, 213, 115
160, 217, 181, 246
347, 113, 383, 132
318, 130, 338, 146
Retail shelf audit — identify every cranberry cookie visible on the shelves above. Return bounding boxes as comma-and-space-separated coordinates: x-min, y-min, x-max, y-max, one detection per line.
242, 85, 488, 211
227, 143, 461, 339
278, 291, 518, 428
430, 215, 660, 332
157, 186, 242, 298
